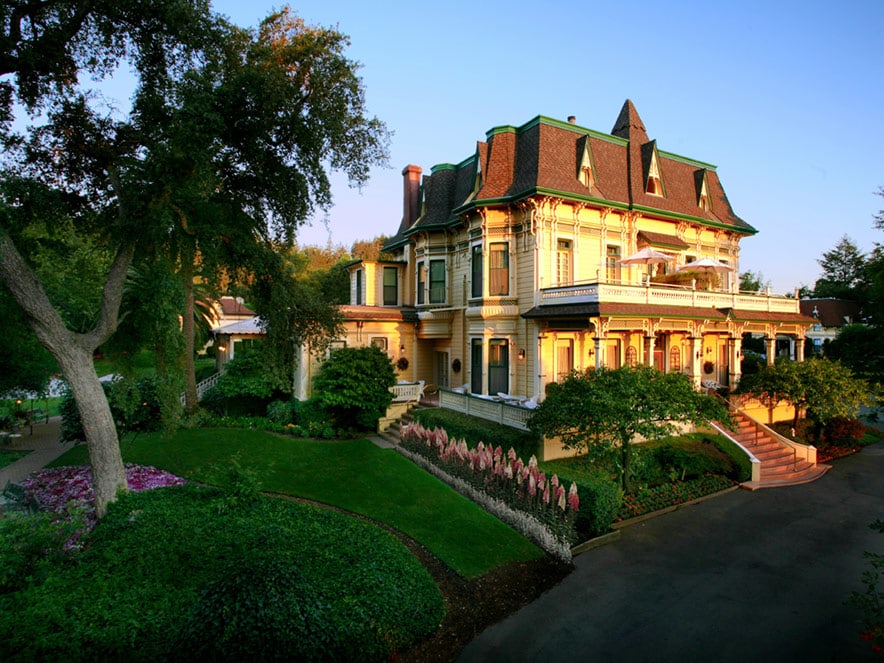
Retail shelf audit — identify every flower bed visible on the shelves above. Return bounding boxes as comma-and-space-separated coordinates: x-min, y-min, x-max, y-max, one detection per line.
617, 474, 734, 521
399, 421, 578, 558
22, 464, 186, 537
817, 445, 862, 463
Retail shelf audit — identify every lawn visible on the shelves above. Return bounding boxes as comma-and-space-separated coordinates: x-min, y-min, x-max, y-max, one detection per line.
51, 428, 543, 577
0, 449, 29, 469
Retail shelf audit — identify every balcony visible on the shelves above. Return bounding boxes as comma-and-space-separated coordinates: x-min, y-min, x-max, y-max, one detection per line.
538, 280, 801, 314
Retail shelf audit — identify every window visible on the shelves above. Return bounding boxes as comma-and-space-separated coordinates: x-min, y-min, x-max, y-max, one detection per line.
489, 242, 509, 296
626, 345, 638, 367
470, 339, 483, 394
606, 245, 621, 282
383, 267, 398, 306
488, 339, 509, 395
429, 259, 446, 304
698, 175, 711, 211
417, 262, 426, 305
371, 337, 388, 352
556, 339, 573, 381
471, 245, 483, 298
646, 149, 663, 195
557, 240, 572, 285
577, 137, 595, 190
669, 346, 681, 372
355, 269, 363, 305
435, 351, 449, 388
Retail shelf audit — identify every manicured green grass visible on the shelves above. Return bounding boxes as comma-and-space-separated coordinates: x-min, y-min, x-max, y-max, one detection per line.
0, 449, 29, 469
51, 429, 542, 577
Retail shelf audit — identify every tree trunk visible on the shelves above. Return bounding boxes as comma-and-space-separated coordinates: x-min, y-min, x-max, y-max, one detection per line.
0, 229, 132, 518
181, 258, 199, 414
58, 347, 128, 518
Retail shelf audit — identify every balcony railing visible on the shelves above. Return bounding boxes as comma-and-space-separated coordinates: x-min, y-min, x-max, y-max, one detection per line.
539, 280, 801, 314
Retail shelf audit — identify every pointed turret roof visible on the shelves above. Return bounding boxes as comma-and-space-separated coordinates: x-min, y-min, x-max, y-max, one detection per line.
611, 99, 649, 143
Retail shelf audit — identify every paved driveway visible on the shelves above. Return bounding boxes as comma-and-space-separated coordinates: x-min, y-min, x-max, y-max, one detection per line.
461, 443, 884, 662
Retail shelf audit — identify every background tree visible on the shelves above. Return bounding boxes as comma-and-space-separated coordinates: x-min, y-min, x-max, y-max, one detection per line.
739, 270, 769, 292
813, 235, 867, 300
528, 366, 728, 493
742, 358, 872, 432
0, 2, 389, 516
248, 245, 343, 394
311, 345, 396, 430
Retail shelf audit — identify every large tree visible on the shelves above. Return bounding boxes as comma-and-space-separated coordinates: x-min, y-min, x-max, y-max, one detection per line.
0, 2, 389, 516
528, 366, 727, 492
813, 235, 867, 300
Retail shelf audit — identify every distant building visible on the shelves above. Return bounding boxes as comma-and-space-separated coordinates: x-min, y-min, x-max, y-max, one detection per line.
800, 298, 862, 354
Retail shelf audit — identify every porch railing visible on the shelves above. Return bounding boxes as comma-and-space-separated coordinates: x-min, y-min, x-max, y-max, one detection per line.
179, 372, 222, 406
438, 389, 532, 431
539, 280, 801, 314
389, 381, 425, 403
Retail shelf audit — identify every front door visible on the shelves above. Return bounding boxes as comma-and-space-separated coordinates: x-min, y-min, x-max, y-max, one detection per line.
488, 339, 509, 395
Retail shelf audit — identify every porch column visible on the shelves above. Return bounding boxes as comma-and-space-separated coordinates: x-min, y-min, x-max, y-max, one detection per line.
729, 336, 743, 388
795, 337, 806, 362
645, 335, 655, 367
594, 336, 604, 370
690, 337, 702, 389
765, 337, 776, 366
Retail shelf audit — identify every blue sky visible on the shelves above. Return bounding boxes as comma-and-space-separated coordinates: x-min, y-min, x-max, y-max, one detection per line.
213, 1, 882, 292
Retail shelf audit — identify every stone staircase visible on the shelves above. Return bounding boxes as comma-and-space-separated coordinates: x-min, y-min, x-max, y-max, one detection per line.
728, 410, 830, 490
374, 406, 419, 448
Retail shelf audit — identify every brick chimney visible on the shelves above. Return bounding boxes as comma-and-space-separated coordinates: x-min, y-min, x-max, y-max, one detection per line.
400, 164, 422, 234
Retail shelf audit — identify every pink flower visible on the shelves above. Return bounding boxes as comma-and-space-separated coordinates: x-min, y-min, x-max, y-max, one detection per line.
507, 448, 517, 462
557, 486, 567, 511
528, 473, 537, 496
568, 483, 580, 512
551, 474, 559, 489
542, 482, 550, 504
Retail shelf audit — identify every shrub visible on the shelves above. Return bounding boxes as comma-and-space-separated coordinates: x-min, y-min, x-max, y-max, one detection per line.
651, 439, 736, 482
0, 486, 444, 661
573, 475, 622, 539
412, 408, 540, 460
0, 510, 84, 594
266, 399, 295, 424
59, 376, 166, 443
823, 416, 866, 445
313, 346, 396, 430
201, 351, 288, 417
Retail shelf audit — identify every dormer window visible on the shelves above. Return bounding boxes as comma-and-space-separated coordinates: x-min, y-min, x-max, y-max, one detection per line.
697, 169, 712, 211
646, 148, 663, 196
577, 136, 595, 191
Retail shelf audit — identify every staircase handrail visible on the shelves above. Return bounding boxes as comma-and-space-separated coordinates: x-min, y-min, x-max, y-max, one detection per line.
707, 419, 762, 483
714, 393, 817, 466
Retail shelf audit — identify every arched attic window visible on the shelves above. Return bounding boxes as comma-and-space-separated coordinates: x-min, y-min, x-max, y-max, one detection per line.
577, 136, 595, 191
696, 169, 712, 211
646, 146, 663, 196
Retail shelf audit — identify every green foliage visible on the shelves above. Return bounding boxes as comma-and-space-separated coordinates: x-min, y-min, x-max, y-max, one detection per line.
0, 486, 443, 660
313, 346, 396, 430
0, 287, 57, 395
59, 376, 167, 443
266, 399, 296, 424
826, 325, 884, 385
201, 350, 287, 417
572, 476, 622, 539
813, 235, 867, 301
412, 408, 540, 460
206, 454, 262, 515
529, 366, 728, 493
823, 417, 867, 445
739, 270, 769, 292
619, 475, 735, 520
0, 509, 84, 594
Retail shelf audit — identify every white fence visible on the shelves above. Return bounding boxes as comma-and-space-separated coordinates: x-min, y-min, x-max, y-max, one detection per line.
389, 381, 425, 403
180, 372, 222, 406
438, 389, 532, 431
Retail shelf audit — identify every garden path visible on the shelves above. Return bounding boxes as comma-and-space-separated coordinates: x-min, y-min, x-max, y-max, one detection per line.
0, 417, 68, 485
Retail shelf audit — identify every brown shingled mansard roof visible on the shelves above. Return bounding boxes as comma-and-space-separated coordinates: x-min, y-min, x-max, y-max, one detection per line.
386, 100, 755, 248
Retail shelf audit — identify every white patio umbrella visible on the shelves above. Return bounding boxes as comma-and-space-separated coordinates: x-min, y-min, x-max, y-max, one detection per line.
677, 257, 733, 273
618, 247, 672, 265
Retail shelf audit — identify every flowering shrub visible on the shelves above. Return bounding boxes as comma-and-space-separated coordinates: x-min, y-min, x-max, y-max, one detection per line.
22, 464, 186, 536
618, 474, 733, 520
399, 421, 579, 548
